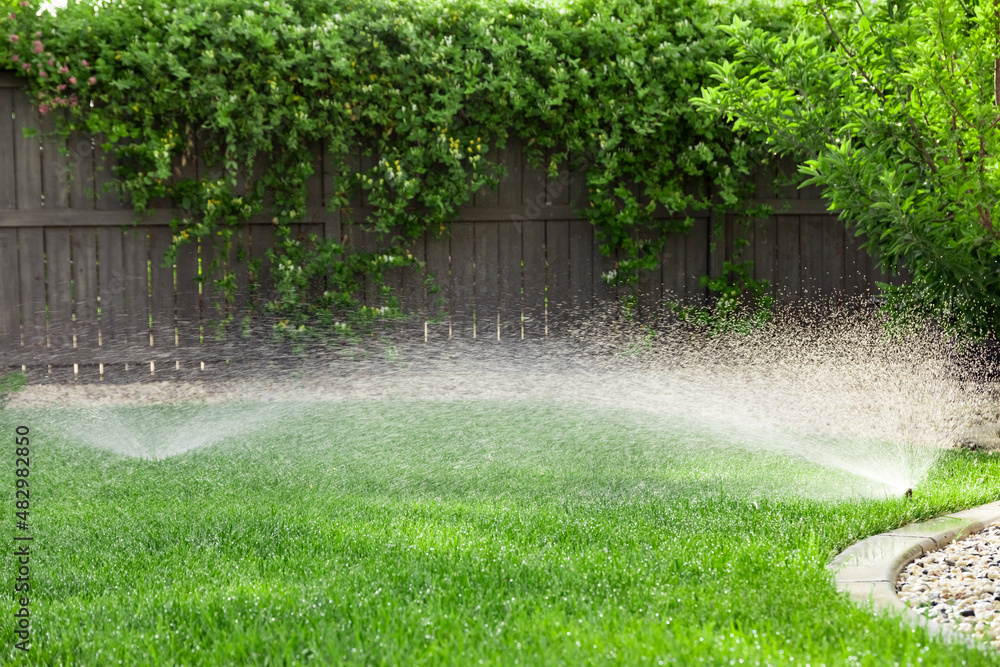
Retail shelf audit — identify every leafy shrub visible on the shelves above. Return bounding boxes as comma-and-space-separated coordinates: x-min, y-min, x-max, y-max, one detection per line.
3, 0, 794, 337
696, 0, 1000, 341
669, 260, 773, 335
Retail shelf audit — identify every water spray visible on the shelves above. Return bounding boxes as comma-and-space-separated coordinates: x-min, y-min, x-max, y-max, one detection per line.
24, 299, 989, 499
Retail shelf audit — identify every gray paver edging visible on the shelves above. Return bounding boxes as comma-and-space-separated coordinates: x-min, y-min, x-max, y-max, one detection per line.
829, 499, 1000, 647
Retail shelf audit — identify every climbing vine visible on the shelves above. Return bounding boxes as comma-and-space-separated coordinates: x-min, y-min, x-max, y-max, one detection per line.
3, 0, 794, 339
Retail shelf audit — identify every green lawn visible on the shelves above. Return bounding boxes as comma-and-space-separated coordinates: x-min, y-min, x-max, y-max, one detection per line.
1, 399, 999, 665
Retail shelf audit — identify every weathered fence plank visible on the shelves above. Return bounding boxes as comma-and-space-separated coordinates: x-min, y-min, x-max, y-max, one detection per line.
522, 143, 546, 223
97, 226, 124, 350
0, 228, 18, 351
822, 216, 845, 297
149, 226, 175, 349
776, 216, 800, 303
67, 130, 94, 210
522, 221, 546, 338
12, 92, 41, 210
753, 216, 776, 292
40, 111, 69, 210
16, 228, 44, 352
174, 240, 199, 347
93, 132, 122, 210
545, 219, 570, 334
497, 221, 521, 340
800, 215, 824, 299
568, 219, 593, 318
71, 226, 98, 352
498, 137, 523, 210
0, 89, 15, 210
45, 227, 73, 350
250, 224, 275, 317
592, 233, 616, 311
424, 230, 450, 341
122, 226, 149, 347
200, 235, 224, 349
844, 228, 867, 297
662, 231, 685, 302
450, 222, 474, 340
228, 224, 251, 341
472, 221, 496, 340
637, 226, 661, 321
400, 232, 426, 319
685, 218, 708, 305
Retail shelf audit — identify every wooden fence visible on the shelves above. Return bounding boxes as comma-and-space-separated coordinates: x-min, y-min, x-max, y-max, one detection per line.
0, 70, 903, 381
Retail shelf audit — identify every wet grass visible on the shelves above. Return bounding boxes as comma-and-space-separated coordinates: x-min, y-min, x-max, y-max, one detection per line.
1, 399, 999, 666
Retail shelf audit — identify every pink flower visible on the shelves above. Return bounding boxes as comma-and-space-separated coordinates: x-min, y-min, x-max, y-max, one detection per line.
81, 59, 88, 67
58, 65, 67, 73
38, 103, 48, 115
88, 76, 96, 85
53, 96, 63, 105
34, 31, 40, 38
10, 54, 17, 62
47, 58, 53, 66
38, 70, 46, 78
68, 76, 76, 84
69, 97, 78, 107
32, 40, 42, 53
8, 13, 15, 20
8, 34, 18, 42
21, 62, 29, 70
56, 83, 65, 91
19, 2, 27, 7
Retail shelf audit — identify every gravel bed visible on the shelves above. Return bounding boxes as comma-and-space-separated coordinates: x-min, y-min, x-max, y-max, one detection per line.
897, 523, 1000, 649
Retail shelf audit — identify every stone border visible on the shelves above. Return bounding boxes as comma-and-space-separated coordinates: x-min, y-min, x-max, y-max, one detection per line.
829, 499, 1000, 647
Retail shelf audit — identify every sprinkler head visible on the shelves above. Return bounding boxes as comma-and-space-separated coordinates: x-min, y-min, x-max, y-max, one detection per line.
905, 488, 913, 499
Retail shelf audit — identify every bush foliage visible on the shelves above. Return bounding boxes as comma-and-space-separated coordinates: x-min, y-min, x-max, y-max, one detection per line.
697, 0, 1000, 341
2, 0, 792, 338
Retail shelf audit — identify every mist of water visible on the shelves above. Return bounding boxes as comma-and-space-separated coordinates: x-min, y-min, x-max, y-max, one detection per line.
15, 300, 997, 498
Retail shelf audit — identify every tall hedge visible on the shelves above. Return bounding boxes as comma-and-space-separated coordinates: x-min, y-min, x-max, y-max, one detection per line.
3, 0, 793, 337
